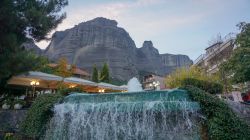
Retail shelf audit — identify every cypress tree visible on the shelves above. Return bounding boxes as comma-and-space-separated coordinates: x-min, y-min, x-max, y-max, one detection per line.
92, 64, 99, 83
100, 63, 110, 83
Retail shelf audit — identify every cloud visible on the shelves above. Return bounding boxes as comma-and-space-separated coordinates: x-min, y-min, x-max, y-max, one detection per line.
36, 0, 207, 49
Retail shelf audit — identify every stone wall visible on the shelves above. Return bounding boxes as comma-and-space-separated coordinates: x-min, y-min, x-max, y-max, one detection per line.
0, 109, 27, 132
226, 100, 250, 126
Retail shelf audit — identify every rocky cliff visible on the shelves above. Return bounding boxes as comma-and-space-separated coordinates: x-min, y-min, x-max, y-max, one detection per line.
21, 41, 43, 55
44, 17, 192, 81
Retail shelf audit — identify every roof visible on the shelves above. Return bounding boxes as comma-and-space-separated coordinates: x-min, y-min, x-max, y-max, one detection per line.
48, 63, 90, 76
18, 71, 63, 81
64, 77, 96, 86
98, 82, 127, 91
205, 42, 223, 50
73, 68, 90, 76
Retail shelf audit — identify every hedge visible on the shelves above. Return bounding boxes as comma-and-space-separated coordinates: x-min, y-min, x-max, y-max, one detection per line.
181, 78, 223, 94
20, 94, 63, 138
183, 86, 250, 140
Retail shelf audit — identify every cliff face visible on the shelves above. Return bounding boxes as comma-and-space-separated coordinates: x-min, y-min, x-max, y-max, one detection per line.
21, 41, 43, 55
44, 17, 192, 81
45, 17, 138, 80
136, 41, 164, 75
160, 53, 193, 74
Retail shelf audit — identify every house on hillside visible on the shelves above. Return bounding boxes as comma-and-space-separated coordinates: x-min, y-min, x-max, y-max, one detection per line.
193, 34, 236, 74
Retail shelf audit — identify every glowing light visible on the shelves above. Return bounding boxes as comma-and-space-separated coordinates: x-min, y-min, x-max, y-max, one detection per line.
30, 81, 39, 86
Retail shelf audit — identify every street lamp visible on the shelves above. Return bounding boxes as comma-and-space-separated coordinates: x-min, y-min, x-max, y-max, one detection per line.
30, 81, 39, 97
153, 81, 160, 90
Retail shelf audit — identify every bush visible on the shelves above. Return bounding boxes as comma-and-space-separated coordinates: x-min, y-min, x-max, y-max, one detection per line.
20, 94, 63, 138
165, 66, 220, 88
58, 86, 84, 96
183, 86, 250, 140
181, 78, 223, 94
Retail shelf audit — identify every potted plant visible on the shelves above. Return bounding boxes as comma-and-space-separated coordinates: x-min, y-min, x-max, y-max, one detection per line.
13, 99, 25, 110
2, 99, 11, 109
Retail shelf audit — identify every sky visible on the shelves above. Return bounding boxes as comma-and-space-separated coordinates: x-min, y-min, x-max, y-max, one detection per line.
36, 0, 250, 60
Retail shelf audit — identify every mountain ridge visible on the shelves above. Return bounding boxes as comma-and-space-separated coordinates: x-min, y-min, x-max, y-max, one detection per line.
42, 17, 192, 81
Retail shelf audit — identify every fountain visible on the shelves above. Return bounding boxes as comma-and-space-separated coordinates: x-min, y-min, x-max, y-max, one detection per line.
127, 77, 143, 92
44, 78, 201, 140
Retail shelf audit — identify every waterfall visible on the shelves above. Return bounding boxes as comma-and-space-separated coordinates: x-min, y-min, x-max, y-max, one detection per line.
44, 90, 201, 140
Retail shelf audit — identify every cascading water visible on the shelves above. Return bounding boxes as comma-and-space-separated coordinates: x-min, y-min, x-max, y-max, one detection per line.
44, 90, 201, 140
127, 77, 143, 92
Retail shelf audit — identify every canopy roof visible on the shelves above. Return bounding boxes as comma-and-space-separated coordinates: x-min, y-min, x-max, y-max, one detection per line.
98, 82, 127, 91
7, 71, 127, 92
17, 71, 63, 81
64, 77, 97, 86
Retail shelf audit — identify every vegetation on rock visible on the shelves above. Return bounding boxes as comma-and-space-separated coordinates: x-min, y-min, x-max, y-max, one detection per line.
181, 78, 223, 94
21, 94, 63, 138
184, 86, 250, 140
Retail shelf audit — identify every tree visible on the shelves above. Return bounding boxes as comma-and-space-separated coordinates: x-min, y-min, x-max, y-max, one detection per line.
165, 66, 219, 88
100, 63, 110, 83
220, 22, 250, 83
54, 58, 72, 77
92, 64, 99, 83
0, 0, 68, 91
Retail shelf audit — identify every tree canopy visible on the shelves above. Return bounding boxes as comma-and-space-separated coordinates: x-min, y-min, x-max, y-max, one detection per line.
100, 63, 110, 83
92, 64, 99, 83
220, 22, 250, 83
165, 66, 219, 88
0, 0, 68, 91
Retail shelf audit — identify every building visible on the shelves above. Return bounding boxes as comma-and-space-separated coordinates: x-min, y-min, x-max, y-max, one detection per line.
193, 34, 236, 74
142, 74, 166, 90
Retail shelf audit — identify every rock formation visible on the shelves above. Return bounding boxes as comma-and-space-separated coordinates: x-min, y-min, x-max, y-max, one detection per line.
44, 17, 192, 81
21, 41, 43, 55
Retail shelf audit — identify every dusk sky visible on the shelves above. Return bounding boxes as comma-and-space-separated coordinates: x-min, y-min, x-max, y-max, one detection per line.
36, 0, 250, 60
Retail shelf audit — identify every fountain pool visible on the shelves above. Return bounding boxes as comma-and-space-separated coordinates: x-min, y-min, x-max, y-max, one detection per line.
44, 90, 202, 140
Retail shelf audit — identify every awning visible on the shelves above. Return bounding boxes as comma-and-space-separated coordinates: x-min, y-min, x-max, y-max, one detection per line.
7, 71, 63, 89
64, 77, 97, 86
98, 82, 127, 91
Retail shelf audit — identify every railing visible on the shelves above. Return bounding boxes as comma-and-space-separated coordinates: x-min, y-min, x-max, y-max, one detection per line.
194, 54, 204, 65
203, 36, 235, 61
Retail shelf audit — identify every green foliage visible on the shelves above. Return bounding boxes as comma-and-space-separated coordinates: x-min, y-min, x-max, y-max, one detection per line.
0, 0, 68, 91
13, 99, 26, 105
165, 66, 219, 88
21, 94, 63, 138
4, 133, 16, 140
100, 63, 110, 83
109, 77, 127, 86
58, 87, 84, 96
92, 64, 99, 83
181, 78, 223, 94
184, 86, 250, 140
54, 58, 73, 77
220, 22, 250, 83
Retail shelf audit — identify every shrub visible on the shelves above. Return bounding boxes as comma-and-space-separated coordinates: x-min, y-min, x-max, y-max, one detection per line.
165, 66, 219, 88
183, 86, 250, 140
20, 94, 63, 138
181, 78, 223, 94
58, 86, 84, 96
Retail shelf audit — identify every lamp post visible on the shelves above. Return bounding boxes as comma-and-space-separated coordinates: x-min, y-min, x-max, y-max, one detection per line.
153, 81, 160, 90
30, 81, 39, 97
